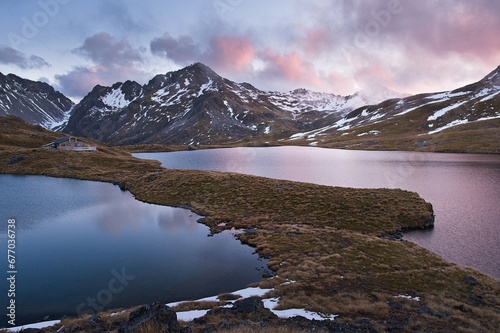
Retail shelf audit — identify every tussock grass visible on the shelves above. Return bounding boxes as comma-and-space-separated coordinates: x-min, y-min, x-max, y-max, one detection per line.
170, 301, 226, 312
217, 327, 309, 333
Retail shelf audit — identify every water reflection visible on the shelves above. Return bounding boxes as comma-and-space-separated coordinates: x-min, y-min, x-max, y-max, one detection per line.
134, 147, 500, 279
0, 175, 265, 327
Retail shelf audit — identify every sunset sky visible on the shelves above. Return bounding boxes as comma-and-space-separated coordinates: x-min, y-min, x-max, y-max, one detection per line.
0, 0, 499, 100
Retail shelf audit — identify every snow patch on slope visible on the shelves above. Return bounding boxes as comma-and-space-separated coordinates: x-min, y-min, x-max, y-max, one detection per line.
428, 113, 500, 134
426, 91, 470, 100
479, 90, 500, 102
169, 284, 337, 322
198, 79, 216, 97
102, 88, 130, 109
427, 101, 467, 121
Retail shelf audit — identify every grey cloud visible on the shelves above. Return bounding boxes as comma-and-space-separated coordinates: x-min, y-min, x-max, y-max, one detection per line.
0, 46, 50, 69
73, 32, 144, 67
98, 0, 151, 34
56, 32, 149, 99
150, 33, 202, 65
55, 66, 101, 98
329, 0, 500, 58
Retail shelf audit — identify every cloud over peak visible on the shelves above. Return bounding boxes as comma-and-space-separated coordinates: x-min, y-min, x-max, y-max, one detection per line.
56, 33, 147, 98
73, 32, 144, 67
0, 46, 50, 70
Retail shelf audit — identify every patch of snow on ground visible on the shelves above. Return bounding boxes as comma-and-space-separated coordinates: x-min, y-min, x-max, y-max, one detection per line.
166, 284, 337, 322
393, 106, 420, 117
357, 130, 380, 137
289, 122, 338, 140
479, 90, 500, 102
428, 119, 469, 134
3, 282, 339, 329
428, 113, 500, 135
396, 295, 420, 302
475, 88, 492, 98
289, 132, 307, 140
338, 124, 351, 131
427, 101, 467, 121
477, 114, 500, 121
264, 125, 271, 134
426, 91, 470, 100
6, 320, 61, 332
263, 298, 337, 320
176, 309, 210, 322
369, 113, 384, 121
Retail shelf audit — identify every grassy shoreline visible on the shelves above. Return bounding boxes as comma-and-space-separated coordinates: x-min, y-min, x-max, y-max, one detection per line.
1, 116, 499, 332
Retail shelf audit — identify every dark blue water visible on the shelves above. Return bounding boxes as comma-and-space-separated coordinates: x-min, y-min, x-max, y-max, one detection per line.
0, 175, 266, 327
135, 147, 500, 280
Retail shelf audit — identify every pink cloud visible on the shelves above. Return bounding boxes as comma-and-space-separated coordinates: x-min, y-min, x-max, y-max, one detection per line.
354, 65, 392, 87
262, 50, 321, 86
326, 71, 356, 93
301, 28, 331, 56
207, 35, 255, 72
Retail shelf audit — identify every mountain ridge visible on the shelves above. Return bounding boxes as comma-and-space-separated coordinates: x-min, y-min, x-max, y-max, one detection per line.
285, 66, 500, 153
0, 72, 74, 129
1, 63, 498, 152
60, 62, 407, 145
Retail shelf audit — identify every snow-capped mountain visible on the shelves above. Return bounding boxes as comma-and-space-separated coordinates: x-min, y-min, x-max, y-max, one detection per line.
344, 84, 409, 110
0, 73, 74, 129
3, 62, 497, 151
289, 66, 500, 148
63, 63, 383, 145
62, 80, 144, 141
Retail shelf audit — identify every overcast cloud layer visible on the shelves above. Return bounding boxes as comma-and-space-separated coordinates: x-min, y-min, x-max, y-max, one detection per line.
0, 0, 499, 100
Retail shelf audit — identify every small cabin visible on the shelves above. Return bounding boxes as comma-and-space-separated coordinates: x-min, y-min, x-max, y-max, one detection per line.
44, 137, 96, 151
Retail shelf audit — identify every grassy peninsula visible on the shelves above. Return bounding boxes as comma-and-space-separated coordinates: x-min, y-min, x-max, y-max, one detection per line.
1, 116, 499, 332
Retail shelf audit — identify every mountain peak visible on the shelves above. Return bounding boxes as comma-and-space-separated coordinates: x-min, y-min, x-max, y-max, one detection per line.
0, 73, 73, 128
183, 62, 222, 80
483, 65, 500, 83
189, 62, 213, 71
349, 84, 407, 107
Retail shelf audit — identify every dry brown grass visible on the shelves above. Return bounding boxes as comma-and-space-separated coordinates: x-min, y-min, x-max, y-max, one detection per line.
286, 115, 500, 154
135, 321, 168, 333
170, 301, 226, 312
216, 327, 310, 333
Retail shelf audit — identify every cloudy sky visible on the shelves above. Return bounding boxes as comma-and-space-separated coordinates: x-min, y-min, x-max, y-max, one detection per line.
0, 0, 499, 101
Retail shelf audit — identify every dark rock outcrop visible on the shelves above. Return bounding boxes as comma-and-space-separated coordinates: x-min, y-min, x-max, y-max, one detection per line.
57, 314, 109, 332
119, 302, 181, 333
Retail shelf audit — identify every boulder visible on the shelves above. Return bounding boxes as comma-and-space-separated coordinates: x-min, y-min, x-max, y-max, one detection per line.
119, 302, 181, 333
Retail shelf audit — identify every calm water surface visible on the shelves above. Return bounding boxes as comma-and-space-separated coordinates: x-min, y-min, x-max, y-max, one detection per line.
135, 147, 500, 279
0, 175, 266, 327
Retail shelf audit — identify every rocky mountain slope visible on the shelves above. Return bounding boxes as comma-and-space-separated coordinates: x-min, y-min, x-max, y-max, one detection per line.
2, 63, 498, 152
287, 66, 500, 152
0, 73, 74, 129
61, 63, 399, 145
